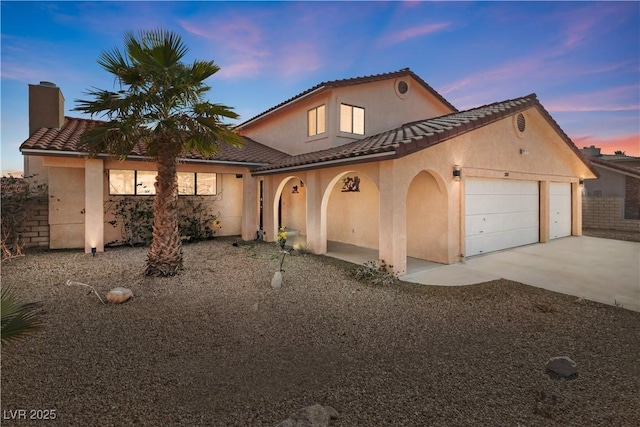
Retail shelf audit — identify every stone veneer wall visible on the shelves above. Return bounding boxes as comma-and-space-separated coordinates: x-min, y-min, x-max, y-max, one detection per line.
20, 196, 50, 248
582, 196, 640, 232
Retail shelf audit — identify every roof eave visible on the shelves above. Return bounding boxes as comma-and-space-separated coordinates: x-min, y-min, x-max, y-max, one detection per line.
252, 151, 396, 176
20, 149, 269, 168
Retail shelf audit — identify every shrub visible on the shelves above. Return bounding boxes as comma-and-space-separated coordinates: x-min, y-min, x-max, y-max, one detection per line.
1, 175, 48, 261
354, 259, 399, 286
105, 195, 221, 246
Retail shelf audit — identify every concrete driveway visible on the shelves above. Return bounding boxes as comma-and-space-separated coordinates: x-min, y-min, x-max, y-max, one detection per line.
401, 236, 640, 312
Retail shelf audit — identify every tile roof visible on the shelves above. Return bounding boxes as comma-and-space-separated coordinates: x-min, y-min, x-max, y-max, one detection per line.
589, 157, 640, 177
253, 93, 596, 175
237, 68, 457, 128
20, 117, 288, 165
20, 95, 597, 178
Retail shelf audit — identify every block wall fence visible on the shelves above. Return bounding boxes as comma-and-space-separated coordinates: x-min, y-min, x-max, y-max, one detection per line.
582, 196, 640, 232
20, 196, 50, 248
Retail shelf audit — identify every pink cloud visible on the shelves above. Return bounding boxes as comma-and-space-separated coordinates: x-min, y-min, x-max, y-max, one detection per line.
545, 85, 639, 113
380, 22, 451, 47
279, 42, 323, 77
573, 134, 640, 156
180, 18, 269, 58
180, 15, 326, 80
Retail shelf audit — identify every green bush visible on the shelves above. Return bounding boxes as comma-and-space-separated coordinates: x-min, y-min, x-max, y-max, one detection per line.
105, 195, 221, 246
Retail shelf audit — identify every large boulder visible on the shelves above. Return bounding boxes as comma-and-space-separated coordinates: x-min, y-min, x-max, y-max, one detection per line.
276, 404, 338, 427
546, 356, 578, 379
106, 287, 133, 304
271, 271, 283, 289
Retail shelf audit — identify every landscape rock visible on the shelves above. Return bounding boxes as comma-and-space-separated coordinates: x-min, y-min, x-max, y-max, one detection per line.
276, 404, 339, 427
271, 271, 283, 289
106, 287, 133, 304
546, 356, 578, 379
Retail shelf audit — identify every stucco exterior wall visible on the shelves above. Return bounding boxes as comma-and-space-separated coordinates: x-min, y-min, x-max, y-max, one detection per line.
406, 171, 448, 263
279, 177, 307, 236
34, 155, 250, 250
326, 173, 379, 249
584, 167, 626, 197
259, 105, 594, 274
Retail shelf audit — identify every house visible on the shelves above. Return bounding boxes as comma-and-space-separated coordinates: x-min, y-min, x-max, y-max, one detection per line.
20, 69, 597, 274
579, 146, 640, 230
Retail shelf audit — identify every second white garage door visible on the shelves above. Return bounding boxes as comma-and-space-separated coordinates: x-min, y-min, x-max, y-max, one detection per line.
465, 178, 539, 257
549, 182, 572, 239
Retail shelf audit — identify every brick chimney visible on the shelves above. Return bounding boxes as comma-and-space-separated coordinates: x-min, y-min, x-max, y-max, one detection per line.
29, 81, 65, 136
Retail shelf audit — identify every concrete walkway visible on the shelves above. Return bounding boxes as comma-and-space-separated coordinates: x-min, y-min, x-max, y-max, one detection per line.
326, 237, 640, 312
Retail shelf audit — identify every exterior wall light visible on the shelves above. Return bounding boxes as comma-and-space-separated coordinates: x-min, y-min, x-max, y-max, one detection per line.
453, 165, 461, 181
91, 247, 97, 257
579, 179, 584, 187
520, 149, 529, 155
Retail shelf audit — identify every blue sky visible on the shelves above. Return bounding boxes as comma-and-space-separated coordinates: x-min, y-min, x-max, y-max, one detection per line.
1, 1, 638, 174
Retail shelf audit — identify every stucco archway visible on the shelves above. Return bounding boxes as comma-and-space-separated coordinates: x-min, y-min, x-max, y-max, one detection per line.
406, 170, 449, 264
273, 176, 307, 247
320, 170, 380, 255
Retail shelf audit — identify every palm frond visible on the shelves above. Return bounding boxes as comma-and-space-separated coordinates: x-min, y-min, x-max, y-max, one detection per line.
1, 286, 42, 346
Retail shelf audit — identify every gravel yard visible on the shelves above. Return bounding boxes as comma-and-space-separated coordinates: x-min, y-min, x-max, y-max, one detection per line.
583, 228, 640, 242
2, 238, 639, 426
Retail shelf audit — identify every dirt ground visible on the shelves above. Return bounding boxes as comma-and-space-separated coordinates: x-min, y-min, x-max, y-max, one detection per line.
2, 238, 639, 426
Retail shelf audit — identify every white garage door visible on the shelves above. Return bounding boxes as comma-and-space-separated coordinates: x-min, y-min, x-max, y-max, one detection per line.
465, 178, 539, 257
549, 182, 572, 239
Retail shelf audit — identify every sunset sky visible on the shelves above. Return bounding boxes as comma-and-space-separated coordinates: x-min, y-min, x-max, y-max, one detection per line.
1, 1, 638, 174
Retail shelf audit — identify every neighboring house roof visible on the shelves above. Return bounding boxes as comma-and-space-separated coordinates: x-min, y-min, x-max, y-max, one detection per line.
252, 93, 598, 176
20, 117, 288, 166
589, 157, 640, 178
236, 68, 458, 129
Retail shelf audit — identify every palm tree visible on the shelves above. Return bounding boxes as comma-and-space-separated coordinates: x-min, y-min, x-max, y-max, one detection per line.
75, 29, 242, 276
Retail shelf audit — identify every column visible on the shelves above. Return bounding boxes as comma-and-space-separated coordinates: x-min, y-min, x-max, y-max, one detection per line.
84, 159, 104, 253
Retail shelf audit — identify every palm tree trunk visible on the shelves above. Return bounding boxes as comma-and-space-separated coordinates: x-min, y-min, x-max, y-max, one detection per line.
145, 138, 183, 276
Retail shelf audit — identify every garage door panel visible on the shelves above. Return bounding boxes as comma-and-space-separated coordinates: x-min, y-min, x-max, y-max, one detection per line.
466, 179, 538, 195
466, 227, 539, 256
465, 194, 538, 215
465, 178, 539, 257
466, 211, 539, 236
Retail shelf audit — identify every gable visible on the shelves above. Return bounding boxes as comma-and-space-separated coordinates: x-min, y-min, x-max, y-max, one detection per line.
237, 69, 456, 156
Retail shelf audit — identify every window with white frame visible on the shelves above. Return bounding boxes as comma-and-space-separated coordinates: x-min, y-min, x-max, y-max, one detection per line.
109, 170, 217, 196
340, 104, 365, 135
307, 105, 326, 136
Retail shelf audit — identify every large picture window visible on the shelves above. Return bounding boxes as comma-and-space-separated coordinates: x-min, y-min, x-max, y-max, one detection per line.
307, 105, 326, 136
109, 170, 217, 196
340, 104, 365, 135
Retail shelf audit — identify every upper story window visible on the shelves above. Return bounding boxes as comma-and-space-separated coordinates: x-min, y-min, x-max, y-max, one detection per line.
109, 170, 217, 196
307, 105, 326, 136
340, 104, 365, 135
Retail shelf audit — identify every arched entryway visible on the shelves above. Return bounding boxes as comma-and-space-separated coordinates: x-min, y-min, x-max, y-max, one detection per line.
273, 176, 307, 248
406, 170, 449, 264
321, 171, 380, 262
